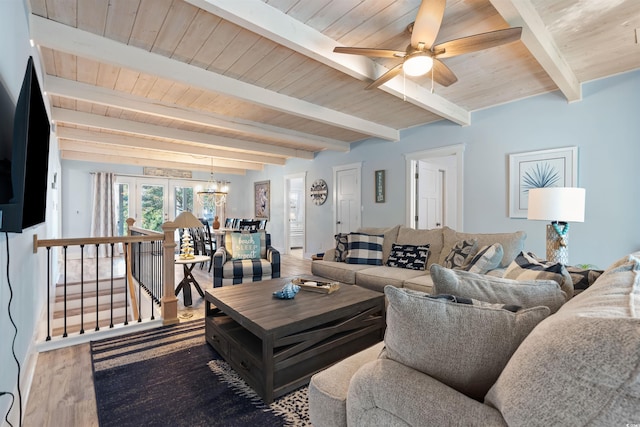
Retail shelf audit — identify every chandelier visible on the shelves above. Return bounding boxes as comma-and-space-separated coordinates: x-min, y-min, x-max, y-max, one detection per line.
197, 162, 229, 208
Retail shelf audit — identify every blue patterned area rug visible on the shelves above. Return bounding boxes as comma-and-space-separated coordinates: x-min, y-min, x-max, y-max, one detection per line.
91, 318, 310, 426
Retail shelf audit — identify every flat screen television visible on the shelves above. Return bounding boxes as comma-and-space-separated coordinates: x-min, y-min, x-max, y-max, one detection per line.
0, 56, 51, 232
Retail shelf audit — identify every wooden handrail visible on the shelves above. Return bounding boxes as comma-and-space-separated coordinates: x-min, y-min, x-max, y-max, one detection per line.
33, 233, 163, 253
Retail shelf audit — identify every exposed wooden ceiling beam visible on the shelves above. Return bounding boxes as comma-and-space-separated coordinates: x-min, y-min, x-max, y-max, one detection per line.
30, 14, 399, 141
60, 150, 245, 175
59, 139, 247, 174
185, 0, 470, 126
56, 127, 265, 170
45, 76, 351, 153
489, 0, 581, 102
51, 108, 301, 163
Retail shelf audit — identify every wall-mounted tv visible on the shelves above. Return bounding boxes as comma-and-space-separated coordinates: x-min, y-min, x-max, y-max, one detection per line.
0, 56, 51, 232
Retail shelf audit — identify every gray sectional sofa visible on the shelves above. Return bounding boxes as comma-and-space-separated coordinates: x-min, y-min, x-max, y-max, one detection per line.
311, 225, 527, 293
309, 251, 640, 426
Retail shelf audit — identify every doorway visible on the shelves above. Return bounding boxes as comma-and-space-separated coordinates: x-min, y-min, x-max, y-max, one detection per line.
405, 145, 464, 230
284, 172, 306, 258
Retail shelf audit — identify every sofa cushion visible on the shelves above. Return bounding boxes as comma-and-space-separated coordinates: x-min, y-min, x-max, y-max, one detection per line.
403, 274, 435, 294
386, 243, 430, 270
355, 266, 426, 292
396, 227, 444, 268
345, 233, 384, 265
443, 238, 478, 269
439, 227, 526, 268
308, 342, 384, 427
383, 286, 549, 401
485, 252, 640, 425
334, 233, 348, 262
431, 264, 566, 314
358, 225, 400, 264
504, 252, 573, 299
311, 260, 370, 285
222, 258, 272, 278
347, 358, 508, 427
463, 243, 503, 274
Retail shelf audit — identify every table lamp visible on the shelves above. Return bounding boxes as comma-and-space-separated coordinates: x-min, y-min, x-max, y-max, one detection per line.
172, 211, 203, 259
527, 187, 585, 264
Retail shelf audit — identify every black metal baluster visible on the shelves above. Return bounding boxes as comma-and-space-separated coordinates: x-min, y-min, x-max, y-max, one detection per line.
110, 242, 114, 328
80, 244, 85, 334
138, 241, 143, 322
124, 242, 129, 325
46, 247, 51, 341
159, 242, 163, 308
150, 240, 156, 319
63, 246, 68, 338
95, 244, 100, 331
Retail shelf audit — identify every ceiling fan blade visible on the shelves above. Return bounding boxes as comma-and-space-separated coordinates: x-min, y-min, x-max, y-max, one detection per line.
429, 59, 458, 87
333, 47, 406, 58
433, 27, 522, 59
365, 63, 404, 90
411, 0, 446, 49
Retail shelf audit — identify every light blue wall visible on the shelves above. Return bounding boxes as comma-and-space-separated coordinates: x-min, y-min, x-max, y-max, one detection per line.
57, 64, 639, 270
0, 0, 62, 424
247, 70, 640, 269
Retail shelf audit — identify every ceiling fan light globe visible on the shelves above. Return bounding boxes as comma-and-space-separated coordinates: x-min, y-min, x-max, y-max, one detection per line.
403, 55, 433, 76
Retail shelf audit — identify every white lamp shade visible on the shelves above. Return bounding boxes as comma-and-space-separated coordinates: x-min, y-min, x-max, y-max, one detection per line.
172, 211, 203, 228
527, 187, 585, 222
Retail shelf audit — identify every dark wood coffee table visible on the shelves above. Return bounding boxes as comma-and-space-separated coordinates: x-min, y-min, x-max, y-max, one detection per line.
204, 276, 385, 403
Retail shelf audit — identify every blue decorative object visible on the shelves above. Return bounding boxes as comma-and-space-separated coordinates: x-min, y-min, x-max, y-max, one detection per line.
273, 282, 300, 299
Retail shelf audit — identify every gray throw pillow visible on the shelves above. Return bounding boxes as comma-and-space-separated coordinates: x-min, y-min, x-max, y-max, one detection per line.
431, 264, 567, 313
462, 243, 503, 274
383, 286, 550, 401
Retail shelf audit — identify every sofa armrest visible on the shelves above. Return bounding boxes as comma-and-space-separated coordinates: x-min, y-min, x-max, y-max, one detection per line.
323, 248, 336, 261
347, 358, 506, 427
212, 247, 227, 287
267, 245, 280, 278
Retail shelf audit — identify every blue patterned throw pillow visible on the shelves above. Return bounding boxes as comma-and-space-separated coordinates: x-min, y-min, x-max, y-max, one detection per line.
386, 243, 430, 270
345, 233, 384, 265
443, 239, 478, 269
334, 233, 348, 262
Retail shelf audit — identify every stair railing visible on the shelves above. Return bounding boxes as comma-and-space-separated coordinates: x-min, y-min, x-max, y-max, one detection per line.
32, 218, 180, 346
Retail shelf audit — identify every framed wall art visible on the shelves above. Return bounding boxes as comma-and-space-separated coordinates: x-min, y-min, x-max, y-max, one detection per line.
508, 146, 578, 218
254, 180, 270, 219
375, 170, 385, 203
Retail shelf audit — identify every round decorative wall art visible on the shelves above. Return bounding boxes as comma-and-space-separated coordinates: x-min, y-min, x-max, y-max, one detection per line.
310, 179, 328, 205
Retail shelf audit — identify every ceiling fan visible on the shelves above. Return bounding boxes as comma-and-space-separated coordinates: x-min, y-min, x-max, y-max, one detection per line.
333, 0, 522, 90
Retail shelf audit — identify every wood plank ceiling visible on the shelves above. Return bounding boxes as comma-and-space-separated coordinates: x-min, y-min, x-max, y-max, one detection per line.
26, 0, 640, 175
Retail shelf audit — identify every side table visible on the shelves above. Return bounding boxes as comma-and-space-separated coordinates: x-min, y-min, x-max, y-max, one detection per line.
174, 254, 209, 306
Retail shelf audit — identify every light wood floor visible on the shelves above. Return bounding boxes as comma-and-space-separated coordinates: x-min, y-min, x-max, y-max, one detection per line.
23, 253, 312, 427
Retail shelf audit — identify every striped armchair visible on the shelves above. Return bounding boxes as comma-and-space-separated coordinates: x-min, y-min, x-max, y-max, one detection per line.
213, 230, 280, 287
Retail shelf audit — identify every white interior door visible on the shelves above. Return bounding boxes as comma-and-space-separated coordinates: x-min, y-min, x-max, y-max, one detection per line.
334, 164, 361, 234
417, 161, 443, 229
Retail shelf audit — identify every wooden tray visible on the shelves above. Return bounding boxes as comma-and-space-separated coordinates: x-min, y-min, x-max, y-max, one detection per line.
292, 278, 341, 294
